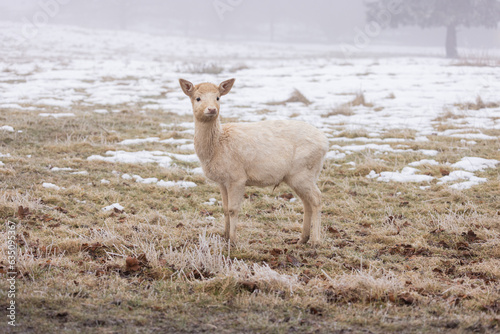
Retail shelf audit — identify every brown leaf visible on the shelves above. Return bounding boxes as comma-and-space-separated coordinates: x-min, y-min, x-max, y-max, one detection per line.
286, 254, 302, 267
456, 241, 470, 251
327, 226, 341, 236
17, 206, 30, 219
398, 292, 415, 305
175, 223, 184, 228
47, 223, 61, 228
284, 238, 299, 245
55, 206, 68, 214
463, 230, 479, 242
125, 257, 141, 272
171, 206, 179, 212
270, 248, 283, 257
279, 193, 294, 201
199, 209, 213, 216
308, 306, 323, 316
440, 168, 450, 176
238, 281, 258, 292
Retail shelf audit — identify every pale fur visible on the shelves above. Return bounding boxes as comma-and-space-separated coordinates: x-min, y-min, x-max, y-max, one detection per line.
179, 78, 328, 245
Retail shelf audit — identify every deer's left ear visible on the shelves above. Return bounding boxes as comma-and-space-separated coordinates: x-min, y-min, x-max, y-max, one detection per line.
219, 78, 235, 96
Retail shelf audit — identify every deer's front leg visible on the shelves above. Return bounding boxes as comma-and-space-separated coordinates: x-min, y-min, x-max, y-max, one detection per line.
219, 184, 230, 240
227, 182, 245, 243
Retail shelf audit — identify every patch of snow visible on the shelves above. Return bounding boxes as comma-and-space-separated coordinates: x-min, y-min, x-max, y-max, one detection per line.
119, 137, 160, 145
121, 174, 133, 180
377, 167, 434, 183
203, 198, 217, 205
290, 198, 298, 203
452, 157, 499, 172
71, 171, 88, 175
87, 150, 173, 168
157, 180, 197, 188
0, 161, 4, 167
93, 109, 109, 114
450, 133, 497, 140
190, 167, 204, 174
178, 144, 195, 151
102, 203, 124, 212
1, 125, 14, 132
168, 153, 200, 163
133, 175, 158, 184
101, 179, 110, 184
325, 151, 346, 160
160, 138, 191, 145
39, 113, 75, 118
409, 159, 439, 167
419, 150, 439, 156
42, 182, 61, 190
50, 167, 74, 172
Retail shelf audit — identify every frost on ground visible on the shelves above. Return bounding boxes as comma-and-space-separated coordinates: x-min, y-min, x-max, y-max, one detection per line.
1, 23, 500, 333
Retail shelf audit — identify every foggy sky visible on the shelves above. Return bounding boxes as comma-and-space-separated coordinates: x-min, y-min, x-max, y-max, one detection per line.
0, 0, 498, 48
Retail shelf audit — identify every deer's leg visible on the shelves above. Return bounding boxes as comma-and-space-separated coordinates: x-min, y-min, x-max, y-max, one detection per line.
287, 175, 322, 246
219, 184, 230, 240
227, 182, 246, 243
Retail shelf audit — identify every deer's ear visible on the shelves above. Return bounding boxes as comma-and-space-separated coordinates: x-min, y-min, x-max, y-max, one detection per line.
179, 79, 194, 97
219, 78, 235, 96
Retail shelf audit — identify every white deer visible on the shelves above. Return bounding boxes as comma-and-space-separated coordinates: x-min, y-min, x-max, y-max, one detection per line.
179, 78, 328, 245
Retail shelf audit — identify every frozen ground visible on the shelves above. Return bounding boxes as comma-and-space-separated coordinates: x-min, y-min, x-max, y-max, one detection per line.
1, 22, 499, 190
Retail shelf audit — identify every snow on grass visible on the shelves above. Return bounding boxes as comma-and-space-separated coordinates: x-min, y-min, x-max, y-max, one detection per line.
408, 159, 439, 167
87, 151, 173, 168
438, 170, 487, 190
38, 113, 75, 118
157, 180, 197, 189
50, 167, 74, 172
102, 203, 124, 212
368, 167, 434, 183
42, 182, 61, 190
325, 151, 346, 160
118, 137, 160, 145
100, 179, 110, 184
451, 157, 500, 172
203, 198, 217, 205
71, 171, 89, 175
450, 133, 497, 140
132, 175, 159, 184
1, 125, 14, 132
0, 161, 4, 167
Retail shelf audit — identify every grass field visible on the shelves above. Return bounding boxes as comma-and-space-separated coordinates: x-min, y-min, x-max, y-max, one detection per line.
1, 105, 499, 333
1, 23, 500, 333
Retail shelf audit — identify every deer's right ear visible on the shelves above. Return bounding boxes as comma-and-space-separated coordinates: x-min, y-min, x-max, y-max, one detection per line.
179, 79, 194, 97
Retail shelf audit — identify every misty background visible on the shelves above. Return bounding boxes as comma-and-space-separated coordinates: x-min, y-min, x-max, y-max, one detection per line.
1, 0, 499, 50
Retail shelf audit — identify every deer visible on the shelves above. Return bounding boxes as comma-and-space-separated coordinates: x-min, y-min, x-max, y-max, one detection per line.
179, 78, 328, 245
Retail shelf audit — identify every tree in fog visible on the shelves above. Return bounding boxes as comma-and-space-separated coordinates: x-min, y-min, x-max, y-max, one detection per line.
366, 0, 500, 58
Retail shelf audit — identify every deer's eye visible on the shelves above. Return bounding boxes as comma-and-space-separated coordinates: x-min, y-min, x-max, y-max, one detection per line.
196, 97, 201, 102
217, 97, 220, 101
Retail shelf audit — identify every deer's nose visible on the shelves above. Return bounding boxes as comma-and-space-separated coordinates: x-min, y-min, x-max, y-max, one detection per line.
207, 108, 217, 115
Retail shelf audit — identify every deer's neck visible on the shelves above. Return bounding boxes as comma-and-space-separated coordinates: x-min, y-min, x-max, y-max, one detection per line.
194, 118, 222, 163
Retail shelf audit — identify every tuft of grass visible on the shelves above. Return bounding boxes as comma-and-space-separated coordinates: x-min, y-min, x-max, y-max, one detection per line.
455, 96, 500, 111
267, 89, 312, 106
323, 105, 354, 117
182, 63, 225, 75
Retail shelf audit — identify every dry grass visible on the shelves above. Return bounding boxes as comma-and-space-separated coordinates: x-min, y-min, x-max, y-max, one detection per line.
1, 106, 500, 333
267, 89, 312, 106
323, 92, 374, 118
455, 96, 500, 111
451, 53, 500, 68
